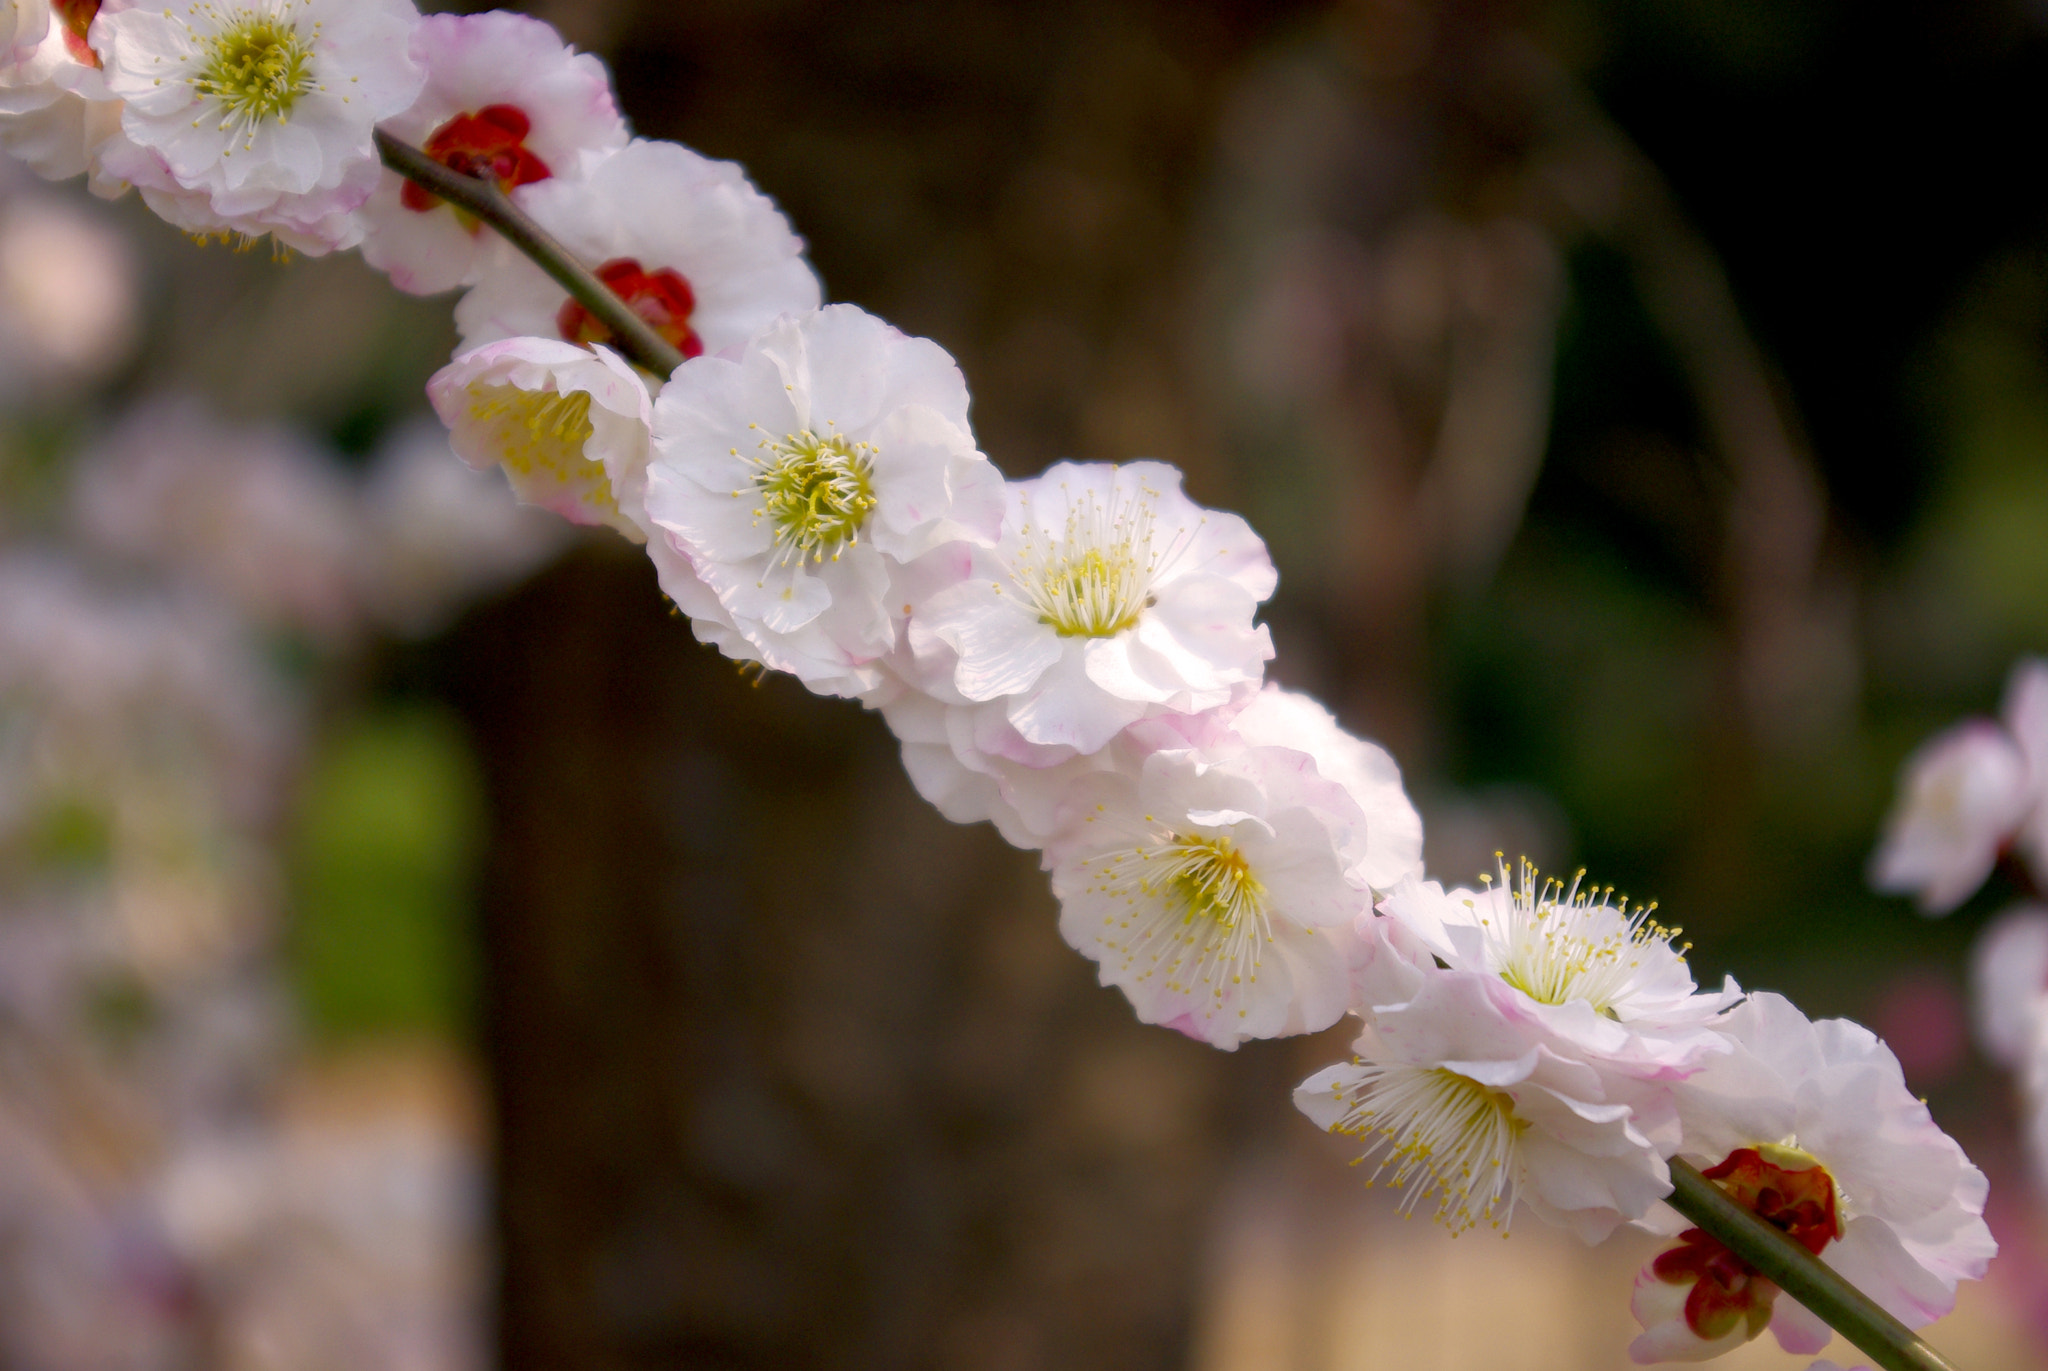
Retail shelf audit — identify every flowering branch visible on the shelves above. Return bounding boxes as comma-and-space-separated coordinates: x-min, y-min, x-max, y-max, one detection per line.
1666, 1159, 1960, 1371
372, 128, 688, 378
4, 5, 1999, 1364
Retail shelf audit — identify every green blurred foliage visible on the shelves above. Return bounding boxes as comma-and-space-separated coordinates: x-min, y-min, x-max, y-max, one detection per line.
25, 794, 112, 874
287, 703, 486, 1042
1902, 249, 2048, 657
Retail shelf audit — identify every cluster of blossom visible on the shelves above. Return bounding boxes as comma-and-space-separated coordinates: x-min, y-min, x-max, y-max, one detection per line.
0, 399, 550, 1369
0, 562, 485, 1371
1872, 660, 2048, 1192
0, 1, 1999, 1364
74, 399, 568, 641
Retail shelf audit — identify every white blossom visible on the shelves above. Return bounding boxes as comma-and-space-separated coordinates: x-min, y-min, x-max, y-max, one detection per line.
1632, 992, 1995, 1361
2021, 1015, 2048, 1213
641, 305, 1003, 699
426, 335, 653, 542
877, 687, 1195, 851
99, 0, 423, 253
1870, 719, 2031, 914
881, 680, 1423, 888
0, 2, 127, 191
1295, 989, 1678, 1240
906, 460, 1275, 756
1967, 905, 2048, 1204
1970, 904, 2048, 1069
1045, 742, 1370, 1048
1372, 865, 1741, 1073
102, 138, 383, 252
1296, 865, 1741, 1242
360, 10, 627, 296
2004, 657, 2048, 875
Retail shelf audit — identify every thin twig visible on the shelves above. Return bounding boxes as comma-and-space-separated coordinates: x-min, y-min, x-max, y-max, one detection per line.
373, 128, 688, 377
1665, 1158, 1961, 1371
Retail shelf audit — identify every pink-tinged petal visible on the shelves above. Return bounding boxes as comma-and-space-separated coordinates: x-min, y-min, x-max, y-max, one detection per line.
1823, 1219, 1960, 1329
1081, 633, 1178, 705
390, 12, 625, 173
702, 555, 832, 634
778, 300, 969, 434
864, 403, 971, 555
643, 462, 767, 562
1375, 878, 1466, 963
1010, 648, 1148, 751
1172, 503, 1278, 601
1241, 833, 1365, 930
1265, 919, 1353, 1036
2003, 657, 2048, 781
427, 337, 652, 540
940, 451, 1007, 545
1767, 1296, 1833, 1356
1870, 720, 2030, 915
1972, 905, 2048, 1067
2005, 659, 2048, 871
1139, 574, 1272, 683
1516, 1119, 1667, 1240
922, 581, 1063, 701
966, 700, 1074, 767
1347, 913, 1433, 1009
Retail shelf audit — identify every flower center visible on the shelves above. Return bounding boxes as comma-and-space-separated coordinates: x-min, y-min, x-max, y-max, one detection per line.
191, 11, 316, 132
1481, 858, 1683, 1015
1009, 488, 1162, 638
1078, 831, 1273, 1014
1652, 1147, 1843, 1344
463, 383, 613, 514
55, 0, 99, 66
1325, 1064, 1526, 1234
1159, 834, 1264, 928
746, 428, 877, 566
556, 258, 703, 360
403, 105, 553, 218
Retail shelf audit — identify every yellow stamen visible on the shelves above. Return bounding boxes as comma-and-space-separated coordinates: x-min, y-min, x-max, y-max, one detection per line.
190, 7, 318, 139
746, 427, 877, 566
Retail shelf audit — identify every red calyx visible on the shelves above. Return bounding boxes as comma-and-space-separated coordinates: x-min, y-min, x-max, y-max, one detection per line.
1653, 1229, 1777, 1342
1701, 1147, 1842, 1256
54, 0, 99, 66
1655, 1147, 1843, 1342
401, 105, 553, 216
555, 258, 704, 359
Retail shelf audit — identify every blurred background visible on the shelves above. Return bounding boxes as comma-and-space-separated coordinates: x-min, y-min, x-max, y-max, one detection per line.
2, 0, 2047, 1366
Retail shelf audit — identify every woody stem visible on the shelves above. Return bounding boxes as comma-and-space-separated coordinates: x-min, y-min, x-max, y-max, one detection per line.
372, 128, 688, 378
